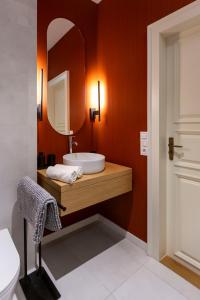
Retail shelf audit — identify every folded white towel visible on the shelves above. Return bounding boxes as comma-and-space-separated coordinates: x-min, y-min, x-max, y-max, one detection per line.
55, 164, 83, 179
46, 164, 83, 184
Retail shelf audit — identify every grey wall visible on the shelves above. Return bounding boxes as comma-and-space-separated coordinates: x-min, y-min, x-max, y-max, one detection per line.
0, 0, 37, 269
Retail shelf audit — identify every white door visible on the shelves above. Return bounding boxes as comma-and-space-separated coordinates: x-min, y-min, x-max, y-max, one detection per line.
54, 80, 67, 133
47, 71, 70, 134
167, 25, 200, 270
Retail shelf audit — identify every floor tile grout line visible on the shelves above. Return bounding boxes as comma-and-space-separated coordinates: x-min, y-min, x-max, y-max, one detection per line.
44, 255, 188, 300
104, 292, 115, 300
41, 220, 198, 300
104, 264, 144, 297
81, 240, 145, 294
99, 281, 114, 298
143, 264, 191, 299
55, 235, 149, 295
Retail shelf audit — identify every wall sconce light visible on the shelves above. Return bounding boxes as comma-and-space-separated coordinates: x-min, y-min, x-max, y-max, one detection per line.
37, 69, 43, 121
90, 80, 101, 122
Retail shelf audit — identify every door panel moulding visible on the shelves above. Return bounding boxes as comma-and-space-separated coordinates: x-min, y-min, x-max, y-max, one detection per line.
148, 0, 200, 261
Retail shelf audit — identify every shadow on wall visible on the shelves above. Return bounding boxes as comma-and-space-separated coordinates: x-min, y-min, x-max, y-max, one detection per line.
100, 192, 133, 231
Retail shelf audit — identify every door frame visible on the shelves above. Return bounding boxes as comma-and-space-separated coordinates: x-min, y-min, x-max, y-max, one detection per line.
147, 0, 200, 260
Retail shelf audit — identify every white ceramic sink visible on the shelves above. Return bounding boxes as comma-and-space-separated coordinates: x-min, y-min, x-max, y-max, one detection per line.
63, 152, 105, 174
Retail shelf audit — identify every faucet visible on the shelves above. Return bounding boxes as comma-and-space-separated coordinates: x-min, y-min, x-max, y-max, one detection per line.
68, 135, 78, 154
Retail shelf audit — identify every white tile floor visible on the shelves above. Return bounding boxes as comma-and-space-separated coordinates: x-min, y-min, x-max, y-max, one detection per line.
17, 221, 200, 300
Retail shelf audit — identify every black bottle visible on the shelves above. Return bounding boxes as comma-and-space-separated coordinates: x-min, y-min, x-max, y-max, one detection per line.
47, 154, 56, 167
37, 152, 46, 169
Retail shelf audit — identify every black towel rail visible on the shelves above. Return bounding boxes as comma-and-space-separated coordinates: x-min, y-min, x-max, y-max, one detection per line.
19, 218, 62, 300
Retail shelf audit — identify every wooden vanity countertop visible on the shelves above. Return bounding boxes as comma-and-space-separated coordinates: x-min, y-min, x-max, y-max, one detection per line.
37, 162, 132, 191
37, 162, 132, 216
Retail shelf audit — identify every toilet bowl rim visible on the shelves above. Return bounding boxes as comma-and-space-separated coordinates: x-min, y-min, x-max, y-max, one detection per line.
0, 264, 20, 296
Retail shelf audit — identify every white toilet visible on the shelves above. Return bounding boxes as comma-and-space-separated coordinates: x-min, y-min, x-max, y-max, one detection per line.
0, 229, 20, 300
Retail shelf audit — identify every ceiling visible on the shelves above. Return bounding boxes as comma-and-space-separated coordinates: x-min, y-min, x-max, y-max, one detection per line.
47, 1, 103, 51
47, 18, 74, 51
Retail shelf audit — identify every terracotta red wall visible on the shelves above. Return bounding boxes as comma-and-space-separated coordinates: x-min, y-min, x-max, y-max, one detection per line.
95, 0, 195, 242
38, 0, 195, 242
37, 0, 98, 163
48, 26, 85, 132
37, 0, 99, 228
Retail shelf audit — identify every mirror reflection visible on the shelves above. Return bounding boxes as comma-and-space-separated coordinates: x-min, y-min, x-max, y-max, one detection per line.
47, 18, 85, 135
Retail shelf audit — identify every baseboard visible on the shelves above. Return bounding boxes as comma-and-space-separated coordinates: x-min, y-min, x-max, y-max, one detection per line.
42, 213, 147, 252
42, 214, 99, 245
126, 230, 147, 251
99, 215, 147, 251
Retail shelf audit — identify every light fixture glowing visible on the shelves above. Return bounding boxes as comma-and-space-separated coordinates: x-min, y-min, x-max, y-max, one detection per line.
90, 80, 101, 122
37, 69, 43, 121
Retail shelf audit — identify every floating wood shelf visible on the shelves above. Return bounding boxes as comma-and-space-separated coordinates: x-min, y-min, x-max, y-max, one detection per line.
37, 162, 132, 217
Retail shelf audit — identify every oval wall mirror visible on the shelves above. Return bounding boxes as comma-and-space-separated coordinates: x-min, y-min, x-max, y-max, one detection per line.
47, 18, 86, 135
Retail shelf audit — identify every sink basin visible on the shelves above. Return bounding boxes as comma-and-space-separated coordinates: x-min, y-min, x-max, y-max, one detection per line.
63, 152, 105, 174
